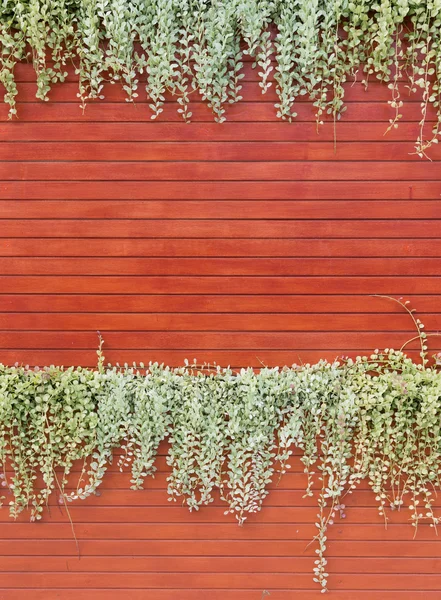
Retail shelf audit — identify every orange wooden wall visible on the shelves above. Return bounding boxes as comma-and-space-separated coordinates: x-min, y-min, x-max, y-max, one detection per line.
1, 60, 441, 598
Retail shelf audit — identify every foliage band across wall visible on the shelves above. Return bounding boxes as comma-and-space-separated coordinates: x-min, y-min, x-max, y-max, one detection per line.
1, 300, 441, 592
1, 1, 441, 155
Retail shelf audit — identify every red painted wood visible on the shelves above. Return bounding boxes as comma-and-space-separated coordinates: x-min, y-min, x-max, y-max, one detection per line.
0, 64, 440, 599
2, 538, 441, 557
0, 506, 427, 524
1, 141, 439, 161
0, 522, 438, 540
3, 572, 441, 589
13, 81, 425, 103
0, 180, 438, 198
0, 101, 437, 122
0, 294, 437, 312
0, 121, 432, 143
2, 220, 441, 238
1, 238, 440, 257
0, 312, 438, 330
1, 349, 434, 368
2, 200, 440, 219
0, 592, 439, 600
2, 160, 441, 180
2, 257, 441, 276
1, 275, 440, 294
0, 331, 435, 350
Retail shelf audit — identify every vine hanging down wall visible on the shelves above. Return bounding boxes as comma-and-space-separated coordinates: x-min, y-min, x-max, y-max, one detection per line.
1, 297, 441, 592
1, 1, 441, 155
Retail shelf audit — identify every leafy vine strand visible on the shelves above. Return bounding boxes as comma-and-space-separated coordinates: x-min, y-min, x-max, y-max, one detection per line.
0, 297, 441, 592
1, 1, 441, 154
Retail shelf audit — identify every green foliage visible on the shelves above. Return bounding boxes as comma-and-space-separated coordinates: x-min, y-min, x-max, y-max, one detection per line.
0, 364, 101, 520
1, 299, 441, 592
1, 1, 441, 152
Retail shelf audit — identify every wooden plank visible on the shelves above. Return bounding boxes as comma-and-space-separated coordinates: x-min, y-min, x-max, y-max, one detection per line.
1, 555, 441, 574
1, 276, 440, 295
0, 470, 324, 490
23, 488, 435, 509
1, 451, 431, 472
2, 220, 441, 238
5, 454, 316, 473
2, 571, 441, 591
1, 238, 441, 258
10, 57, 425, 79
0, 572, 327, 588
0, 101, 436, 122
10, 60, 273, 82
1, 468, 360, 487
1, 539, 441, 558
64, 573, 441, 590
0, 591, 437, 600
2, 200, 441, 220
2, 161, 441, 181
0, 572, 437, 590
0, 331, 430, 350
0, 312, 438, 331
1, 257, 441, 276
0, 181, 436, 199
0, 522, 437, 541
0, 122, 429, 142
0, 295, 437, 313
0, 141, 438, 162
14, 81, 423, 103
56, 489, 441, 509
0, 350, 428, 368
0, 506, 433, 525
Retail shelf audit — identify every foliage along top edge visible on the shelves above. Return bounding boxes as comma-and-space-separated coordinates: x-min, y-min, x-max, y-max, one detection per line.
1, 296, 441, 592
1, 1, 441, 156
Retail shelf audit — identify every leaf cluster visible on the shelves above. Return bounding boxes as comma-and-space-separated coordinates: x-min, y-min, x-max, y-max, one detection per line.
1, 2, 441, 152
1, 299, 441, 591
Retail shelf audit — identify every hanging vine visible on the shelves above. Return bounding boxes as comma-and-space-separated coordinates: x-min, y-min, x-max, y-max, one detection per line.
1, 1, 441, 153
1, 297, 441, 592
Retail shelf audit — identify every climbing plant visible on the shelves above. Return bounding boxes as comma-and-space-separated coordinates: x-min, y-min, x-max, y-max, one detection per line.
1, 1, 441, 155
1, 297, 441, 592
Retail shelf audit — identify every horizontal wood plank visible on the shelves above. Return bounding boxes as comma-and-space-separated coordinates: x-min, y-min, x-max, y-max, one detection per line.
0, 181, 437, 199
0, 142, 438, 162
14, 81, 423, 103
0, 522, 437, 540
0, 331, 432, 350
1, 200, 440, 220
2, 257, 441, 276
1, 276, 440, 294
1, 238, 441, 258
0, 295, 437, 313
1, 102, 436, 123
0, 312, 438, 331
0, 506, 426, 525
2, 555, 441, 574
1, 161, 441, 181
1, 349, 431, 368
0, 539, 440, 558
0, 122, 430, 142
0, 591, 437, 600
1, 220, 440, 238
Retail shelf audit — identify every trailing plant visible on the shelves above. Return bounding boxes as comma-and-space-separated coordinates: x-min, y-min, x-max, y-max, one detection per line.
1, 1, 441, 153
1, 297, 441, 592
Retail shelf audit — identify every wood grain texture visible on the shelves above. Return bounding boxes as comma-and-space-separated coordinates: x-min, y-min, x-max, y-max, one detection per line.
0, 180, 439, 198
1, 101, 437, 122
0, 121, 433, 142
0, 592, 438, 600
1, 65, 440, 599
